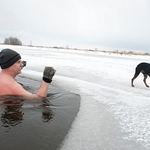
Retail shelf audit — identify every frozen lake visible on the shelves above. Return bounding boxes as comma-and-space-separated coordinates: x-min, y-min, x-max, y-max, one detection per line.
1, 45, 150, 150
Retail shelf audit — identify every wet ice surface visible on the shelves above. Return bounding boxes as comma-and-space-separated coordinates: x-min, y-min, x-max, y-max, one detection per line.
1, 45, 150, 150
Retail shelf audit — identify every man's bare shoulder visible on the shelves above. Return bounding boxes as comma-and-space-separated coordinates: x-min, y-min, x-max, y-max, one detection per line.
0, 73, 29, 95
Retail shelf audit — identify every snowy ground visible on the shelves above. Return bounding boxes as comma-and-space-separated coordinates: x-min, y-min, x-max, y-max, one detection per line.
1, 45, 150, 150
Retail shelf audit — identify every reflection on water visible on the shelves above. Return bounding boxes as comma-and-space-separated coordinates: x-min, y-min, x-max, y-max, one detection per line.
1, 101, 23, 127
0, 96, 54, 128
40, 99, 54, 123
0, 96, 24, 128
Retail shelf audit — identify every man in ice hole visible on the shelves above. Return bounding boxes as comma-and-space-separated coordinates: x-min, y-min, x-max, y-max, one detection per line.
0, 48, 56, 100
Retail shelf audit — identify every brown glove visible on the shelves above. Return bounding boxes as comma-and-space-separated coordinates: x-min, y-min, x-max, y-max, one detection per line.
43, 66, 56, 83
21, 60, 27, 69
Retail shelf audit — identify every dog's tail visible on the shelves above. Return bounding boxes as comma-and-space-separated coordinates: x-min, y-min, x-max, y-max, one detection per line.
132, 64, 141, 79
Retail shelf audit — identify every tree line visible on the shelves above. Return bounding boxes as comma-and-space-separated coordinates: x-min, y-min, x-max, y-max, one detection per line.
3, 37, 22, 45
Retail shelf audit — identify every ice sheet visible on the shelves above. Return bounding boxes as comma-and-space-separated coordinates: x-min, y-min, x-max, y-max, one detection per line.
1, 45, 150, 149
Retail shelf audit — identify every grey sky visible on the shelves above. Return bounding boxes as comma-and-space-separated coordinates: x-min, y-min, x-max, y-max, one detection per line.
0, 0, 150, 52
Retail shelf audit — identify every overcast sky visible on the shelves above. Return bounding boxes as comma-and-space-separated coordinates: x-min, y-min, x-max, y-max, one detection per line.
0, 0, 150, 52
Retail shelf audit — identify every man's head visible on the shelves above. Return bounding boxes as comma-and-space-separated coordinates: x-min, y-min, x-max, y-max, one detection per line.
0, 49, 21, 69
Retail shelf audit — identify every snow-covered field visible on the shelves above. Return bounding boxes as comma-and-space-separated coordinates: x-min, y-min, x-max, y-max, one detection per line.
1, 45, 150, 150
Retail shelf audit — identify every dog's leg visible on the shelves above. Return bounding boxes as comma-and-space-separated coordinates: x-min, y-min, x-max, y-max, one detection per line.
143, 73, 149, 87
131, 66, 141, 87
131, 77, 136, 87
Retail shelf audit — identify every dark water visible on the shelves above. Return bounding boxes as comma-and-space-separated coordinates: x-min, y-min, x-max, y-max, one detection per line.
0, 76, 80, 150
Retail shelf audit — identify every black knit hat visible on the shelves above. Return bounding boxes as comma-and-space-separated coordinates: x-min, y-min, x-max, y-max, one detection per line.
0, 49, 21, 69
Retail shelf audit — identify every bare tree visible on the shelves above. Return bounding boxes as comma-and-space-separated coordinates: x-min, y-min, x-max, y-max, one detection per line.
4, 37, 22, 45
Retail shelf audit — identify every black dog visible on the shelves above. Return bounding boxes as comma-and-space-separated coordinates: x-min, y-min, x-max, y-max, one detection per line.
131, 62, 150, 87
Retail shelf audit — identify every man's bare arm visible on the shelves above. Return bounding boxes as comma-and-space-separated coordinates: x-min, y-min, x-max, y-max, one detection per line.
22, 66, 56, 101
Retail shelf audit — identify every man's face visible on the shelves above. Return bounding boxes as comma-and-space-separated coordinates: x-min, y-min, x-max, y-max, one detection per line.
9, 59, 24, 75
